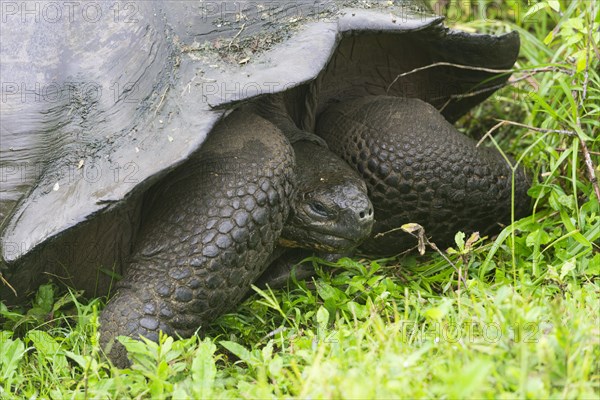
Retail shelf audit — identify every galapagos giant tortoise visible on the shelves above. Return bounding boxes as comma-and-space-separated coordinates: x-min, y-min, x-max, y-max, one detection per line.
0, 0, 530, 365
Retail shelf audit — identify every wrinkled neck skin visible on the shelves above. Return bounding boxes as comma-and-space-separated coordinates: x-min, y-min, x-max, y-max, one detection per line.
246, 95, 374, 253
246, 93, 327, 146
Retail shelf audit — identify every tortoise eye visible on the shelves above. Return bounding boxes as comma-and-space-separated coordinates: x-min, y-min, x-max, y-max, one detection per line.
309, 201, 329, 217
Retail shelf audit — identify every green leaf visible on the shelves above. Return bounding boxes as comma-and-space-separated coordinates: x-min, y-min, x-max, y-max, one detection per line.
261, 341, 273, 363
574, 49, 589, 73
316, 306, 330, 328
449, 361, 493, 398
560, 259, 577, 280
424, 307, 444, 321
268, 355, 283, 377
454, 231, 466, 252
548, 0, 560, 12
585, 254, 600, 275
63, 350, 91, 370
27, 330, 69, 371
33, 284, 55, 309
526, 229, 552, 247
523, 1, 549, 20
424, 300, 452, 321
316, 281, 346, 303
119, 335, 149, 355
543, 30, 554, 45
220, 341, 253, 365
562, 17, 585, 32
27, 330, 60, 355
0, 335, 26, 383
173, 340, 217, 399
482, 212, 550, 271
345, 301, 368, 319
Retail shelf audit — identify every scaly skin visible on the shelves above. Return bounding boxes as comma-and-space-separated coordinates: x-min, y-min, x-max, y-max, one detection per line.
255, 139, 374, 292
100, 110, 295, 366
281, 140, 373, 252
254, 249, 347, 291
316, 96, 531, 255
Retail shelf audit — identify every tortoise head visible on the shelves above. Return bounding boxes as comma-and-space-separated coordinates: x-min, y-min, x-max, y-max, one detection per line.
279, 141, 373, 253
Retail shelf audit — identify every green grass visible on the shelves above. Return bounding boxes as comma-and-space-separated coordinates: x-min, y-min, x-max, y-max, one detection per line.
1, 1, 599, 398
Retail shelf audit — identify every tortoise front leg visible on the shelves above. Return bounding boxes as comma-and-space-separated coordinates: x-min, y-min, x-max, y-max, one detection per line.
99, 110, 295, 367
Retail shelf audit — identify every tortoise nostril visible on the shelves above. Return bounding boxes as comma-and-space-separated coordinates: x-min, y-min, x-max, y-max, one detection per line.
358, 207, 373, 220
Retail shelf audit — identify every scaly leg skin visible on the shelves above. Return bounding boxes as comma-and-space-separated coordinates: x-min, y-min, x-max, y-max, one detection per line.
317, 96, 531, 255
253, 248, 348, 291
100, 110, 295, 367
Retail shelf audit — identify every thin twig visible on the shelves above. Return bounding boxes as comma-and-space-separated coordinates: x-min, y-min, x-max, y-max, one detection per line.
476, 119, 577, 162
476, 120, 508, 148
373, 226, 405, 239
377, 223, 468, 289
476, 118, 600, 202
426, 66, 572, 113
591, 27, 600, 62
490, 120, 577, 137
572, 5, 600, 203
437, 83, 508, 108
180, 76, 196, 96
582, 44, 590, 101
387, 63, 573, 96
154, 86, 170, 117
580, 140, 600, 201
0, 273, 18, 297
386, 62, 513, 93
556, 148, 600, 156
434, 66, 575, 111
228, 22, 246, 51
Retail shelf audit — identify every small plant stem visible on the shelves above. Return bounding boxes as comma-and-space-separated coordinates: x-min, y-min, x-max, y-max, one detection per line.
487, 120, 599, 202
0, 273, 17, 297
387, 62, 574, 107
228, 22, 246, 51
154, 86, 170, 117
386, 62, 513, 93
512, 172, 518, 285
575, 9, 600, 202
579, 139, 600, 202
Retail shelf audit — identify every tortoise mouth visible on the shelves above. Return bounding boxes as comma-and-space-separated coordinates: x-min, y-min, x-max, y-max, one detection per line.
278, 233, 363, 253
279, 221, 372, 253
